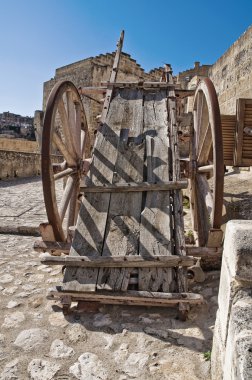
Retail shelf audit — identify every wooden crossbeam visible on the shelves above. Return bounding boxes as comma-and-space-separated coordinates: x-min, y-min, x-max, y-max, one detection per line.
34, 239, 223, 257
48, 288, 204, 306
101, 81, 176, 89
41, 255, 196, 268
80, 180, 188, 193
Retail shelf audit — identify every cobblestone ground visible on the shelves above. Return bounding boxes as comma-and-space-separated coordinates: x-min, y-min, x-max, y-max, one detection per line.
2, 170, 249, 380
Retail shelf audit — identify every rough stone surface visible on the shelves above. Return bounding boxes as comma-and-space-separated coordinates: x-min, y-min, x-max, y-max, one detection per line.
49, 339, 74, 358
27, 359, 60, 380
69, 353, 108, 380
212, 220, 252, 380
0, 359, 19, 380
209, 25, 252, 114
2, 311, 25, 328
14, 328, 49, 351
1, 169, 251, 379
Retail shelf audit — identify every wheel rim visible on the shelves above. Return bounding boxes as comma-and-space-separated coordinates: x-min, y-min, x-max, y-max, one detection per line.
42, 81, 90, 241
190, 78, 224, 246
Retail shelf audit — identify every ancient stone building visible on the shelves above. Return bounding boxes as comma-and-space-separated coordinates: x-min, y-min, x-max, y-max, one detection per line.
41, 52, 163, 147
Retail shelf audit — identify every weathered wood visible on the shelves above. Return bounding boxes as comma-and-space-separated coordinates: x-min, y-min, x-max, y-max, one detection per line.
186, 246, 222, 256
196, 174, 213, 220
197, 122, 212, 165
197, 165, 213, 173
54, 168, 75, 181
41, 255, 196, 268
57, 98, 77, 159
97, 89, 144, 291
139, 90, 174, 292
80, 180, 188, 193
52, 132, 76, 167
167, 67, 187, 293
35, 240, 223, 257
34, 239, 71, 254
195, 174, 211, 246
207, 229, 223, 248
100, 31, 124, 124
63, 91, 126, 292
101, 81, 176, 89
48, 288, 204, 306
59, 175, 77, 221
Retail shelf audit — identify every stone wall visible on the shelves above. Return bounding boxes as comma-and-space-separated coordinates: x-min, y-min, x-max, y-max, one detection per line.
0, 138, 39, 153
0, 151, 41, 179
209, 25, 252, 115
211, 220, 252, 380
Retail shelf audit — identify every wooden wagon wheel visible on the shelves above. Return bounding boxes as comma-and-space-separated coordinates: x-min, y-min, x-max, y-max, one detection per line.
42, 81, 90, 242
189, 78, 224, 247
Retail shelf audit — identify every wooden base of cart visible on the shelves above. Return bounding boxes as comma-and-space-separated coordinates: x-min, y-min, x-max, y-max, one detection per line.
47, 287, 204, 320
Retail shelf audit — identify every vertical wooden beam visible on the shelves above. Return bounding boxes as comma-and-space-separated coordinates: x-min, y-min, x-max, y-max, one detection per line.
100, 31, 124, 124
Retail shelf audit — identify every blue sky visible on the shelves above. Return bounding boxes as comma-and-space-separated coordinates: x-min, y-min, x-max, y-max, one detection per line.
0, 0, 251, 116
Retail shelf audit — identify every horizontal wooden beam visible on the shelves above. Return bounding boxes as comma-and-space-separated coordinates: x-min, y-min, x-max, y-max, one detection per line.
34, 239, 223, 257
80, 180, 188, 193
175, 89, 195, 98
186, 246, 223, 257
34, 239, 70, 254
41, 255, 196, 268
48, 288, 204, 306
101, 81, 176, 89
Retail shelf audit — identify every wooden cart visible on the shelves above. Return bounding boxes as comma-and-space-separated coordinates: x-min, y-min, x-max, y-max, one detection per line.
34, 32, 224, 318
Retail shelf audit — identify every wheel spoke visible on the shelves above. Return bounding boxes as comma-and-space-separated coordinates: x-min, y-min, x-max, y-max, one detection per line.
197, 122, 212, 165
197, 164, 214, 173
59, 175, 76, 221
58, 98, 77, 158
53, 132, 76, 167
196, 174, 213, 221
54, 167, 75, 181
195, 175, 211, 246
195, 91, 204, 155
189, 179, 198, 232
52, 161, 67, 174
74, 103, 82, 158
66, 91, 81, 159
66, 178, 80, 236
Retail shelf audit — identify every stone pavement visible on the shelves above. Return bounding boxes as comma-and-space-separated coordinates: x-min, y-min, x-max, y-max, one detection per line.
0, 176, 219, 380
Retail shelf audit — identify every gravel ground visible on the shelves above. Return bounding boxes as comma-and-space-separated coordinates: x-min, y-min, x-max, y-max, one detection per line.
0, 168, 251, 379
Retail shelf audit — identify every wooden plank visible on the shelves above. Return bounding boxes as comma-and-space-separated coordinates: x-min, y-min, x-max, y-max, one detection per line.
101, 81, 176, 89
41, 255, 196, 268
80, 180, 188, 193
62, 91, 125, 292
34, 239, 71, 254
35, 241, 223, 258
97, 88, 144, 291
139, 90, 174, 292
186, 246, 222, 257
207, 229, 223, 248
48, 288, 204, 306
